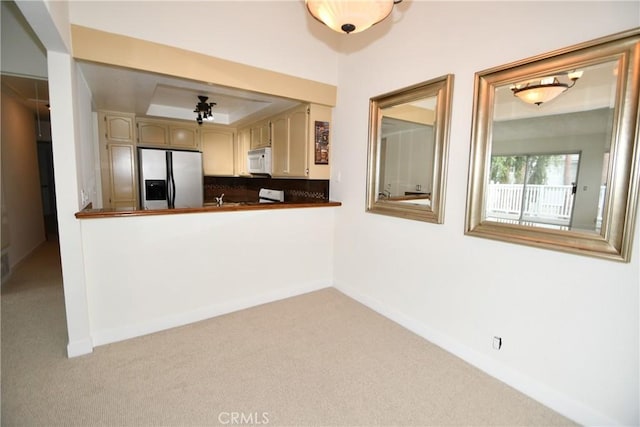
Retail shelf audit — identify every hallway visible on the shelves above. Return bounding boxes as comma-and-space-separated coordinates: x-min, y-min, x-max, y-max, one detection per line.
1, 240, 67, 357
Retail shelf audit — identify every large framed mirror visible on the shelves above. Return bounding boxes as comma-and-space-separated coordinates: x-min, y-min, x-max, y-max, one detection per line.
466, 29, 640, 261
367, 74, 454, 223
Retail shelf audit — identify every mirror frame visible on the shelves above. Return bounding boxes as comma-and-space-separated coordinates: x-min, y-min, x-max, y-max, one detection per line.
465, 29, 640, 262
366, 74, 454, 223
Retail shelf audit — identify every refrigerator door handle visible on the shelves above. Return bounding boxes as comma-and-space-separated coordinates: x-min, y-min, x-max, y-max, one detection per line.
166, 151, 176, 209
170, 154, 176, 208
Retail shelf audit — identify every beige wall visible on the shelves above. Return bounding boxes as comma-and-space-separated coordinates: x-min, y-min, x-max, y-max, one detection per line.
0, 87, 45, 270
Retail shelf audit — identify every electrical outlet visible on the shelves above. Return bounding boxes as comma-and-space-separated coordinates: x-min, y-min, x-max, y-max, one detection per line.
492, 336, 502, 350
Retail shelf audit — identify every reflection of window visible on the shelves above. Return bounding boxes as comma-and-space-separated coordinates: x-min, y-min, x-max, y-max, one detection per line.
487, 153, 581, 229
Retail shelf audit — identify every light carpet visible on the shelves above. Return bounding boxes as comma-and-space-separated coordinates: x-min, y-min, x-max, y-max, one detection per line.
1, 241, 574, 426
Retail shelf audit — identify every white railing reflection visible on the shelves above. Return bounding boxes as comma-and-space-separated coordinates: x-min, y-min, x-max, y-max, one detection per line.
486, 184, 606, 229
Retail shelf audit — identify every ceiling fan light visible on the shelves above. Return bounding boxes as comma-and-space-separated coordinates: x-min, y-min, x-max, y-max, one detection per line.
306, 0, 397, 34
194, 96, 215, 125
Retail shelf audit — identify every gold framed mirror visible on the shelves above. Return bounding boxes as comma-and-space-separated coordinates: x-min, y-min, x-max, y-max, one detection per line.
366, 74, 454, 223
465, 29, 640, 261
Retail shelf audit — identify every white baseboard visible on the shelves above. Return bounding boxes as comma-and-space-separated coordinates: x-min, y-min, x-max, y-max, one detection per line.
91, 281, 331, 348
333, 282, 619, 427
67, 337, 94, 357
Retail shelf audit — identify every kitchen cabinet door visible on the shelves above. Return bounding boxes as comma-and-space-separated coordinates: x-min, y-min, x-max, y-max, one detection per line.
202, 129, 235, 175
106, 143, 137, 209
287, 106, 309, 177
235, 127, 251, 176
103, 114, 134, 142
271, 115, 288, 176
271, 105, 309, 178
137, 120, 168, 146
170, 125, 199, 150
99, 111, 138, 209
250, 120, 271, 149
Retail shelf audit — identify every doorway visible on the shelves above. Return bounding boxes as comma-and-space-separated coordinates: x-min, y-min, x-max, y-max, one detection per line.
36, 140, 57, 239
487, 152, 581, 229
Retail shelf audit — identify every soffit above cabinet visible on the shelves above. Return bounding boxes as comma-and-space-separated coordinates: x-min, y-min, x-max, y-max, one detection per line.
79, 60, 301, 127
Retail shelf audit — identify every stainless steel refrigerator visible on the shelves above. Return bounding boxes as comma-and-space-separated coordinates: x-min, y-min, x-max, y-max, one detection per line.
138, 147, 203, 209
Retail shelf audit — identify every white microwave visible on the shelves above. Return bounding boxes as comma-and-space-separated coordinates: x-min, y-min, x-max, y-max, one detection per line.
247, 147, 272, 175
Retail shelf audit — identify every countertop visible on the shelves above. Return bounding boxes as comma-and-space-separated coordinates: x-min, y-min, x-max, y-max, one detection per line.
75, 200, 341, 219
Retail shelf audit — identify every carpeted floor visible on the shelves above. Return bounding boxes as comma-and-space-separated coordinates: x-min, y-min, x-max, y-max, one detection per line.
1, 241, 575, 426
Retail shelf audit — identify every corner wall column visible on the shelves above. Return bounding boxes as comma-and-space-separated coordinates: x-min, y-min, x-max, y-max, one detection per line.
47, 51, 93, 357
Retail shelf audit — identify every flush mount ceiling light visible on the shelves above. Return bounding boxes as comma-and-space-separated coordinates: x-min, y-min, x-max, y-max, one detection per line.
194, 95, 216, 125
511, 70, 583, 106
306, 0, 402, 34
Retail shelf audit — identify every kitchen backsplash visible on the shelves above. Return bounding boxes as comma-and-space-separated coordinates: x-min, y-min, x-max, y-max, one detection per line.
204, 176, 329, 203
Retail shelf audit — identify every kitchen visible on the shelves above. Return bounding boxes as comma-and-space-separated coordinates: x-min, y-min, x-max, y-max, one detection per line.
76, 59, 338, 218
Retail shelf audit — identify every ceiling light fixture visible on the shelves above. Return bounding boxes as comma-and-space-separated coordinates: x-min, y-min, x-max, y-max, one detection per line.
306, 0, 403, 34
194, 95, 216, 125
511, 70, 583, 106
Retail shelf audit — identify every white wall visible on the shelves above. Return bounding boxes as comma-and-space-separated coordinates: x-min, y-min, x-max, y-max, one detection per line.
0, 1, 47, 78
0, 88, 46, 270
331, 2, 639, 426
80, 207, 336, 346
47, 51, 93, 357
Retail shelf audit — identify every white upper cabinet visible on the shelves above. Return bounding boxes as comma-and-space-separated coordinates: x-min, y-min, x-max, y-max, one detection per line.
103, 114, 135, 142
235, 127, 251, 176
136, 119, 168, 146
201, 127, 235, 176
169, 125, 199, 150
137, 119, 200, 150
250, 120, 271, 149
270, 103, 331, 179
